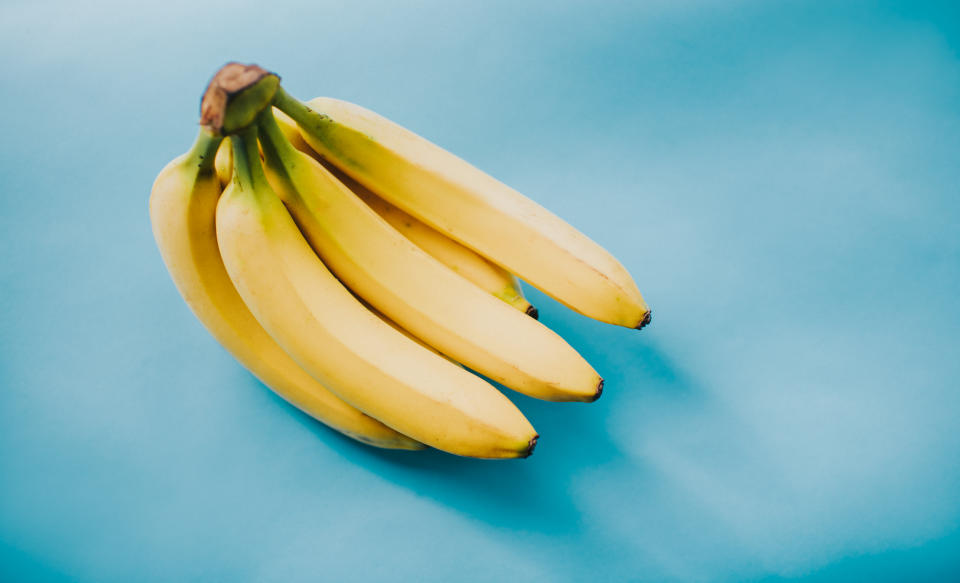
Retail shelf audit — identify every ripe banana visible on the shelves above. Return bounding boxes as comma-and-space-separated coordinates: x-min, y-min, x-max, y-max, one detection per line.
257, 108, 602, 402
356, 295, 459, 363
272, 108, 536, 317
336, 164, 537, 316
149, 128, 421, 450
215, 127, 538, 457
272, 88, 651, 329
214, 138, 232, 187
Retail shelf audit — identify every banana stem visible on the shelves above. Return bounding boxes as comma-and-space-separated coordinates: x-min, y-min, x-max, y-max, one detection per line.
201, 62, 280, 135
229, 126, 269, 191
271, 86, 326, 136
256, 107, 299, 182
185, 127, 223, 173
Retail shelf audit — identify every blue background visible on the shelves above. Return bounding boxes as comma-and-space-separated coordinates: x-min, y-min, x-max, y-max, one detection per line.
2, 1, 959, 581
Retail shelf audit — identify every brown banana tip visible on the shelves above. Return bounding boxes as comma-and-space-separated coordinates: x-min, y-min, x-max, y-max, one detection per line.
526, 305, 539, 320
589, 379, 605, 402
635, 311, 652, 330
521, 435, 539, 458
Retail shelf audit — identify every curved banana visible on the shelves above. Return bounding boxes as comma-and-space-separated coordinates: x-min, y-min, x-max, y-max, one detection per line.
273, 89, 650, 329
273, 109, 536, 317
149, 128, 420, 450
257, 109, 602, 402
216, 127, 538, 458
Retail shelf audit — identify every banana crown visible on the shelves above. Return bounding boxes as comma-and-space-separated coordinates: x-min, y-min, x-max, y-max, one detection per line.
200, 63, 280, 136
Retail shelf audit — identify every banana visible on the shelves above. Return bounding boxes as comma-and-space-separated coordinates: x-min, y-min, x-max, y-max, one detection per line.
357, 295, 459, 363
214, 137, 232, 187
331, 163, 537, 317
149, 127, 420, 450
272, 109, 536, 317
257, 108, 602, 402
353, 182, 536, 316
273, 89, 651, 329
216, 127, 539, 458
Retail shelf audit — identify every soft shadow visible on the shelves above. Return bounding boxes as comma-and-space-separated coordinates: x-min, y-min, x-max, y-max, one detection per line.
254, 288, 703, 537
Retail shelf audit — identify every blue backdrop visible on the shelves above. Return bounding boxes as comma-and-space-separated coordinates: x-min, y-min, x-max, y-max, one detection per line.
2, 1, 958, 581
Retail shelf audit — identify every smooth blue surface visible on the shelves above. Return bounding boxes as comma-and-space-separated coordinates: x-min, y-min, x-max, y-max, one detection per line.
2, 1, 959, 581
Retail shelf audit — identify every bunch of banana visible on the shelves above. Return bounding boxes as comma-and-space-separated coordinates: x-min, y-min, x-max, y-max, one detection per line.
150, 63, 650, 459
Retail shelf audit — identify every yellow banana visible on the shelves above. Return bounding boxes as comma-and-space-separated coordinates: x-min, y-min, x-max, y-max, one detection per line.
214, 138, 232, 187
357, 295, 459, 363
273, 89, 651, 329
149, 128, 420, 450
272, 108, 536, 317
216, 127, 538, 458
336, 165, 536, 316
257, 108, 602, 402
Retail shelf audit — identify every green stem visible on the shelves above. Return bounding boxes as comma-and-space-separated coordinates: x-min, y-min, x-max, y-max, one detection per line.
229, 126, 268, 191
272, 86, 327, 135
221, 74, 280, 135
255, 107, 299, 180
200, 63, 279, 135
185, 127, 222, 173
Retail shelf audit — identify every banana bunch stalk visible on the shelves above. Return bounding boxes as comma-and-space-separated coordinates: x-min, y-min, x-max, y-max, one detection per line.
149, 63, 651, 459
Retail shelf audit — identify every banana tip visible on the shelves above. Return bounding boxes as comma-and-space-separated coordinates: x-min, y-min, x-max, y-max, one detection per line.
589, 379, 604, 402
635, 311, 652, 330
521, 435, 539, 458
526, 305, 539, 320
